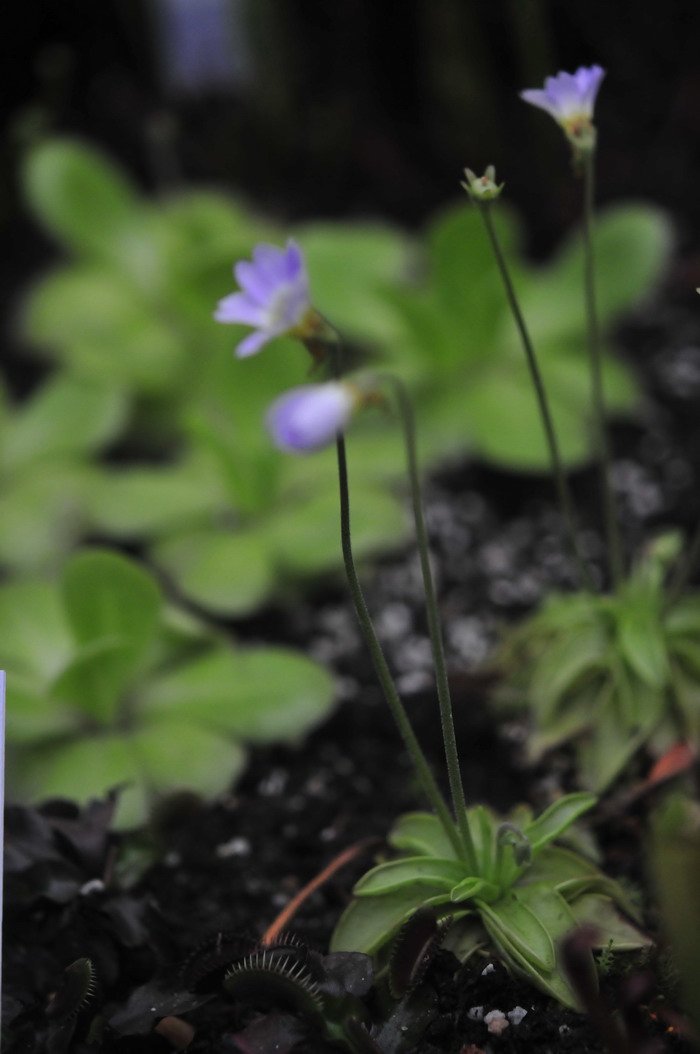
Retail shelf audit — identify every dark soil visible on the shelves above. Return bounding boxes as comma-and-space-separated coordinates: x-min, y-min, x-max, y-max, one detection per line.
5, 287, 700, 1053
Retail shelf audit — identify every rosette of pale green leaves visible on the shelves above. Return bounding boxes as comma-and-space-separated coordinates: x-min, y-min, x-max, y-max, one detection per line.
2, 548, 335, 827
497, 534, 700, 791
331, 793, 647, 1007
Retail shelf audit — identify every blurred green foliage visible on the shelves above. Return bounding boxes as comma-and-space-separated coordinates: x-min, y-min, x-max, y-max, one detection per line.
1, 548, 335, 827
497, 535, 700, 791
651, 795, 700, 1033
10, 138, 671, 619
382, 199, 670, 468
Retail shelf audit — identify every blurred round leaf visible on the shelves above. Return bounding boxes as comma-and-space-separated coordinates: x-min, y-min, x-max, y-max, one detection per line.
153, 527, 275, 616
139, 644, 335, 744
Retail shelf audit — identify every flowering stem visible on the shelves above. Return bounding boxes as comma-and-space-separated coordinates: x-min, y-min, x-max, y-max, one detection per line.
477, 202, 595, 593
334, 434, 466, 860
581, 151, 624, 588
381, 375, 477, 868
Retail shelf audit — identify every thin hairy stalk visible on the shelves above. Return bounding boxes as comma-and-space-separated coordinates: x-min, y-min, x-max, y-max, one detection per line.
581, 152, 624, 587
335, 433, 465, 861
382, 374, 476, 868
478, 204, 595, 593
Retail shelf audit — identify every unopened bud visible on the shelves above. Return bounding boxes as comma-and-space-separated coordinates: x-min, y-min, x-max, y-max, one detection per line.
462, 165, 504, 203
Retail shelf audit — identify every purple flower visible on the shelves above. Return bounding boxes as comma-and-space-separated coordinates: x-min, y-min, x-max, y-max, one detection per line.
215, 240, 313, 358
520, 66, 605, 144
266, 382, 358, 454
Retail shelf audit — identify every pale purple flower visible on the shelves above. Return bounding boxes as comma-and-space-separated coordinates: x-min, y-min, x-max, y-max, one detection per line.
266, 382, 357, 454
215, 240, 312, 358
520, 66, 605, 130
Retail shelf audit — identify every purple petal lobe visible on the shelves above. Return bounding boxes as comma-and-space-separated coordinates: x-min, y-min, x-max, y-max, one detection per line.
214, 292, 264, 326
236, 329, 273, 358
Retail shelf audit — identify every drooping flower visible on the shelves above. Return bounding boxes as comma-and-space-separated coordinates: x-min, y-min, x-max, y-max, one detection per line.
266, 382, 360, 454
215, 239, 318, 358
520, 66, 605, 156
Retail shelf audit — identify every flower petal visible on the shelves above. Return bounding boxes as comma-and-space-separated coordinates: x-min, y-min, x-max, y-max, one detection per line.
234, 260, 278, 304
252, 243, 290, 283
519, 88, 560, 119
235, 329, 273, 358
214, 292, 264, 326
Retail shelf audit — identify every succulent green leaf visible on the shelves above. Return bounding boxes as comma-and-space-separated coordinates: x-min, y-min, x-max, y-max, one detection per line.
428, 201, 523, 323
459, 366, 592, 469
0, 578, 72, 685
568, 895, 651, 951
665, 593, 700, 637
86, 459, 226, 539
299, 221, 413, 344
153, 527, 275, 616
139, 645, 335, 744
2, 377, 128, 471
264, 486, 408, 579
131, 720, 246, 803
522, 792, 597, 853
330, 888, 452, 956
478, 890, 556, 972
576, 693, 644, 792
616, 594, 668, 689
388, 812, 460, 860
521, 205, 672, 344
14, 723, 245, 829
4, 680, 76, 744
49, 637, 139, 725
23, 138, 145, 262
0, 461, 94, 572
353, 857, 467, 897
23, 266, 188, 393
450, 876, 499, 903
520, 845, 602, 890
61, 548, 161, 655
529, 620, 606, 724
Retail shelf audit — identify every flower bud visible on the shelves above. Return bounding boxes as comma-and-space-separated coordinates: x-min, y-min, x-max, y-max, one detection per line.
266, 381, 361, 454
462, 166, 504, 203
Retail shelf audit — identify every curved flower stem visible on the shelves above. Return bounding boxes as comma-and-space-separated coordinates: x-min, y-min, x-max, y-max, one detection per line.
581, 151, 624, 588
381, 374, 476, 869
335, 433, 466, 861
477, 203, 595, 594
312, 332, 466, 860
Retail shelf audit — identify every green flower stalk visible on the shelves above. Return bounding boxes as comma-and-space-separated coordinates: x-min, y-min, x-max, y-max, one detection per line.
381, 374, 476, 870
463, 167, 595, 594
520, 65, 624, 587
215, 242, 466, 860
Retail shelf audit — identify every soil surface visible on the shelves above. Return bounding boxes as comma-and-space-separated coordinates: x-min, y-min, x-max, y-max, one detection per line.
5, 287, 700, 1053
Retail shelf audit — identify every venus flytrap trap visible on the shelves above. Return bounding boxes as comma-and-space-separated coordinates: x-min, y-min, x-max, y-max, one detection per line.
220, 241, 649, 1009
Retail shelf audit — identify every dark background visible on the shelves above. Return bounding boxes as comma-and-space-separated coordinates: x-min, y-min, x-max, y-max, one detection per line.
4, 0, 700, 254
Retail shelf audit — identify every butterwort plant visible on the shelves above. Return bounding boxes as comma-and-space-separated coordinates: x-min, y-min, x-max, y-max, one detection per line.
216, 240, 649, 1006
474, 68, 700, 790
